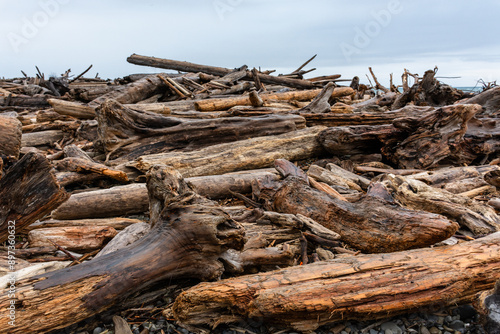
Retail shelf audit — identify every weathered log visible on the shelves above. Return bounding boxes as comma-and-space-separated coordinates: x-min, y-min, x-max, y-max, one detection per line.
194, 87, 353, 111
21, 129, 64, 148
255, 160, 458, 253
127, 54, 319, 89
459, 85, 500, 114
476, 279, 500, 334
48, 98, 173, 119
302, 106, 430, 127
173, 232, 500, 332
0, 153, 69, 242
0, 165, 244, 333
51, 170, 279, 220
379, 174, 500, 235
28, 226, 118, 252
319, 104, 482, 169
0, 115, 22, 161
95, 99, 305, 162
27, 217, 143, 231
131, 126, 326, 177
89, 74, 166, 107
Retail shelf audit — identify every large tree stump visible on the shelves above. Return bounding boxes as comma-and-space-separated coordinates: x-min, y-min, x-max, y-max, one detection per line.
254, 160, 458, 253
0, 153, 69, 242
173, 232, 500, 332
0, 166, 244, 333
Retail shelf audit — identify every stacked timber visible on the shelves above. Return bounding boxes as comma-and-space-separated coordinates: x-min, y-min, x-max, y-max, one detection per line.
0, 56, 500, 333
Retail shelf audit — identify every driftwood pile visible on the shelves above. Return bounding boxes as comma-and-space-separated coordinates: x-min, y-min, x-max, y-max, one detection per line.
1, 55, 500, 333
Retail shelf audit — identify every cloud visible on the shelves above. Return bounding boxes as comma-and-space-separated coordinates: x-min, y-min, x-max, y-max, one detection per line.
0, 0, 498, 86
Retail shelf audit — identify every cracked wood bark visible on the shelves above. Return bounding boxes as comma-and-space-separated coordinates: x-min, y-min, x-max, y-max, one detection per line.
51, 171, 279, 220
0, 153, 69, 242
379, 174, 500, 235
0, 166, 244, 334
173, 232, 500, 332
255, 160, 457, 253
319, 104, 482, 169
127, 54, 319, 89
131, 126, 326, 177
95, 99, 305, 163
194, 87, 353, 111
0, 115, 22, 162
297, 82, 335, 113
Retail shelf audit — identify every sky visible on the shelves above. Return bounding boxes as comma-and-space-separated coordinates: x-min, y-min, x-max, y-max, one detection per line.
1, 0, 500, 87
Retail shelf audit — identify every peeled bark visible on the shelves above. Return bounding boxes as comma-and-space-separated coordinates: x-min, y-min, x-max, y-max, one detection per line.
173, 232, 500, 332
0, 153, 69, 242
0, 165, 244, 334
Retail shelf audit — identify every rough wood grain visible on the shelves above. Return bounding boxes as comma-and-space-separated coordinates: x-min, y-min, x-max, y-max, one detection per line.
131, 126, 326, 177
173, 232, 500, 332
0, 153, 69, 242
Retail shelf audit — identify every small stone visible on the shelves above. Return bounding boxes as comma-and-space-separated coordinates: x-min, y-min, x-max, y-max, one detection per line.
420, 326, 431, 334
429, 327, 441, 334
180, 328, 190, 334
369, 329, 378, 334
447, 320, 465, 333
340, 331, 349, 334
437, 316, 445, 325
444, 316, 453, 324
93, 328, 103, 334
381, 322, 402, 334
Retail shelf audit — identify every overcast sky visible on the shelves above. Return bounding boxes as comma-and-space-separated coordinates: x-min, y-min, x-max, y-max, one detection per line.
1, 0, 499, 87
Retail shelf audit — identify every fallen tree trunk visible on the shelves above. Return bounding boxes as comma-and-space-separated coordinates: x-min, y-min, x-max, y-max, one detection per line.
51, 170, 279, 220
131, 126, 326, 177
255, 160, 458, 253
95, 100, 305, 162
0, 115, 22, 162
0, 165, 244, 333
173, 232, 500, 332
0, 153, 69, 242
458, 86, 500, 115
194, 87, 353, 111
